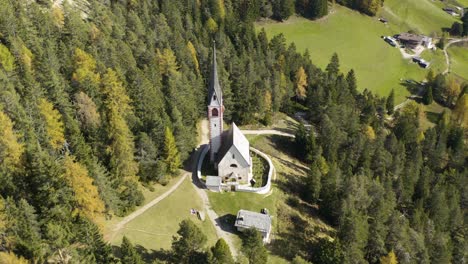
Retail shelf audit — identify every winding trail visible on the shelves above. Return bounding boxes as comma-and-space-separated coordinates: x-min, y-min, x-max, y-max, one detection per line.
443, 38, 468, 75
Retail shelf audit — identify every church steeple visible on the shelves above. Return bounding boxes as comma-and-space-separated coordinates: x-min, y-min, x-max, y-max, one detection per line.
208, 41, 224, 163
208, 41, 223, 106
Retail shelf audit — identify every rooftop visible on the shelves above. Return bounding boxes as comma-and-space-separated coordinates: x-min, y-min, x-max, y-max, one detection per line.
235, 209, 272, 233
218, 123, 250, 165
206, 176, 222, 187
398, 32, 424, 42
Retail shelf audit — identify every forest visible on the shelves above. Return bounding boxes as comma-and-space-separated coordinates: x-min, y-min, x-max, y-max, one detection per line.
0, 0, 466, 263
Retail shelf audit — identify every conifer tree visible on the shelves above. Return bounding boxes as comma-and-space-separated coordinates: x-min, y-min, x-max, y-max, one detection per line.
452, 94, 468, 127
164, 127, 181, 174
0, 110, 24, 169
423, 86, 433, 105
241, 228, 268, 264
386, 89, 395, 115
172, 219, 208, 263
120, 236, 144, 264
211, 238, 234, 264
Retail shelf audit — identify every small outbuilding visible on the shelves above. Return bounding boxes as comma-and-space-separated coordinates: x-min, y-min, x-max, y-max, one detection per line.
235, 209, 272, 243
205, 176, 222, 192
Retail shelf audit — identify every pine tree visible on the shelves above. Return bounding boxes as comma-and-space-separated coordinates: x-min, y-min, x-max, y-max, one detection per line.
172, 219, 208, 263
423, 86, 433, 105
346, 69, 358, 96
386, 89, 395, 115
120, 236, 144, 264
452, 94, 468, 127
303, 161, 322, 203
211, 238, 234, 264
241, 228, 268, 264
164, 127, 181, 174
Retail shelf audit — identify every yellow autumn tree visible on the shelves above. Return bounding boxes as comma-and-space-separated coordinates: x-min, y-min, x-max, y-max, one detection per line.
38, 99, 65, 150
206, 17, 218, 34
102, 69, 138, 181
264, 91, 272, 112
0, 44, 15, 72
155, 48, 179, 76
72, 48, 100, 87
0, 251, 28, 264
295, 66, 308, 100
20, 44, 33, 71
452, 94, 468, 127
445, 77, 461, 106
187, 41, 200, 75
0, 111, 24, 168
363, 125, 376, 140
380, 250, 398, 264
51, 6, 64, 28
63, 155, 104, 222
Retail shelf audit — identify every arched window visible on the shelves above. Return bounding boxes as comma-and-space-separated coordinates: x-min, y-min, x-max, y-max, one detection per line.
213, 95, 217, 101
230, 164, 238, 168
212, 108, 218, 117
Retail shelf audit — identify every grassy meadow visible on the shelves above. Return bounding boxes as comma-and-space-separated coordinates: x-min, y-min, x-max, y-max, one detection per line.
109, 177, 218, 252
448, 46, 468, 81
382, 0, 458, 34
256, 5, 439, 103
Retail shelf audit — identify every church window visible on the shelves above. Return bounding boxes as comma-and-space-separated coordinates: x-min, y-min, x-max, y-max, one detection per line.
213, 95, 217, 101
212, 108, 218, 117
230, 164, 238, 168
232, 154, 235, 159
238, 177, 242, 180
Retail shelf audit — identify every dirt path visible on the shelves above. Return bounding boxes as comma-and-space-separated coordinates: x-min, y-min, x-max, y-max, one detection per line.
443, 38, 468, 75
107, 174, 188, 241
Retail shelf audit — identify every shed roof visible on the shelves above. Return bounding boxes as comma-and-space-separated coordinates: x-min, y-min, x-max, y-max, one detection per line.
218, 123, 250, 165
235, 209, 272, 233
206, 176, 222, 186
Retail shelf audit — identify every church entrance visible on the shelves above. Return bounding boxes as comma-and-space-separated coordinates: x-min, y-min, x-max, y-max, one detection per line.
230, 185, 236, 192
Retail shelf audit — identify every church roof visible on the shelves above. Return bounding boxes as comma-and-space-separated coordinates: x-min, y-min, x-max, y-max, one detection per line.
208, 42, 223, 106
218, 123, 250, 165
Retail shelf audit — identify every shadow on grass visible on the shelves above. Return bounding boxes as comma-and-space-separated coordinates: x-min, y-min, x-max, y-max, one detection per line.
215, 214, 239, 235
135, 245, 172, 263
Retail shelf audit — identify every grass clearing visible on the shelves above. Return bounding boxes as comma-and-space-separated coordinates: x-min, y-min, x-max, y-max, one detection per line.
109, 177, 218, 251
257, 5, 436, 103
381, 0, 459, 34
448, 46, 468, 81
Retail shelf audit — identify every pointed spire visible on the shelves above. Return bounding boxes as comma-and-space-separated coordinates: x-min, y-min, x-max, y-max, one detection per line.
209, 40, 222, 105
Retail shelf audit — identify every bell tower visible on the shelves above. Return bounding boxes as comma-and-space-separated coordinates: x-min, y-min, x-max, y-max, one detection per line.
208, 42, 224, 163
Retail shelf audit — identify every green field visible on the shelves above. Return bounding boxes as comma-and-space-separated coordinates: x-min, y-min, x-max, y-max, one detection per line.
382, 0, 458, 34
448, 46, 468, 81
110, 178, 218, 252
256, 6, 447, 103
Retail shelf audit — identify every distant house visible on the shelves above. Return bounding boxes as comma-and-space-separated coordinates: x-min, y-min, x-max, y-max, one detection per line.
443, 7, 460, 16
235, 209, 272, 243
396, 33, 432, 49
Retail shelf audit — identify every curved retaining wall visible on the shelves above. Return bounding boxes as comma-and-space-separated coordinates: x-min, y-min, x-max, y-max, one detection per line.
196, 144, 274, 194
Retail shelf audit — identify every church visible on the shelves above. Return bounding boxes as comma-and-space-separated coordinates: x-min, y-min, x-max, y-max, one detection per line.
207, 44, 253, 186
